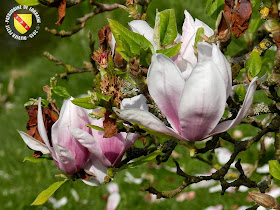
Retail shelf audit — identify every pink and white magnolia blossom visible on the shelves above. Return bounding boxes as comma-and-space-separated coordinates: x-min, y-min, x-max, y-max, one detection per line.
18, 97, 92, 175
113, 12, 258, 141
70, 94, 147, 169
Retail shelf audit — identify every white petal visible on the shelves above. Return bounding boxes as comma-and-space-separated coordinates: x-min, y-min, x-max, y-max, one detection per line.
121, 94, 148, 110
174, 33, 182, 43
178, 61, 227, 141
211, 44, 232, 98
106, 193, 120, 210
179, 10, 196, 66
69, 127, 112, 167
176, 56, 194, 80
110, 34, 116, 56
197, 42, 212, 62
215, 148, 232, 165
128, 20, 156, 49
148, 54, 185, 133
210, 77, 258, 136
113, 108, 185, 141
194, 18, 214, 37
107, 183, 119, 194
256, 164, 269, 173
53, 144, 77, 174
37, 98, 55, 157
17, 130, 49, 154
82, 156, 107, 186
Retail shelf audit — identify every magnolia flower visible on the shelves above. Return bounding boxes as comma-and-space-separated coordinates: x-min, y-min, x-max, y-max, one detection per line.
70, 95, 147, 168
18, 98, 92, 174
113, 42, 257, 141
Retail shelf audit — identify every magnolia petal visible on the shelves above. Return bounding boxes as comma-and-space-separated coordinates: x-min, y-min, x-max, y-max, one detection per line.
110, 34, 116, 56
128, 20, 156, 49
82, 156, 107, 186
53, 144, 77, 174
51, 98, 90, 169
179, 11, 197, 66
148, 54, 185, 133
178, 61, 227, 141
194, 18, 214, 37
197, 43, 232, 98
87, 118, 126, 166
210, 77, 258, 136
37, 98, 55, 156
107, 183, 119, 194
197, 42, 212, 62
70, 127, 112, 167
113, 108, 185, 141
106, 193, 121, 210
17, 130, 49, 154
121, 94, 148, 110
211, 44, 232, 98
113, 133, 139, 166
176, 56, 194, 81
97, 133, 125, 166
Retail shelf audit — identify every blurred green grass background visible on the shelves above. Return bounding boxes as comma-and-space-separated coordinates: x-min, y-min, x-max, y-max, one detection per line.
0, 0, 277, 209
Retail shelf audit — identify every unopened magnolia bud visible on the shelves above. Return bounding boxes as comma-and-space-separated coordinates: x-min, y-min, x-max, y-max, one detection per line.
248, 191, 280, 209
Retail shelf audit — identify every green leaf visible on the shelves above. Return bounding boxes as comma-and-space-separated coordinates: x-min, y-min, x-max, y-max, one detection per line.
15, 0, 39, 6
23, 156, 51, 163
206, 0, 224, 19
24, 99, 49, 107
139, 47, 152, 67
71, 97, 96, 109
194, 27, 204, 48
247, 51, 262, 78
52, 86, 70, 99
116, 36, 135, 61
107, 56, 115, 78
154, 9, 177, 48
269, 160, 280, 180
96, 92, 112, 102
108, 19, 154, 61
234, 85, 246, 102
86, 124, 105, 131
31, 180, 68, 205
156, 42, 181, 58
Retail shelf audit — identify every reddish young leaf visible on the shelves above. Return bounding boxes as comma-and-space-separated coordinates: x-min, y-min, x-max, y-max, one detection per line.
224, 0, 252, 38
55, 0, 66, 25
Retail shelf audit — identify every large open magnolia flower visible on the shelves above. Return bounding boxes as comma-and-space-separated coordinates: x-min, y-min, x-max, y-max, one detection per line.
114, 42, 257, 141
